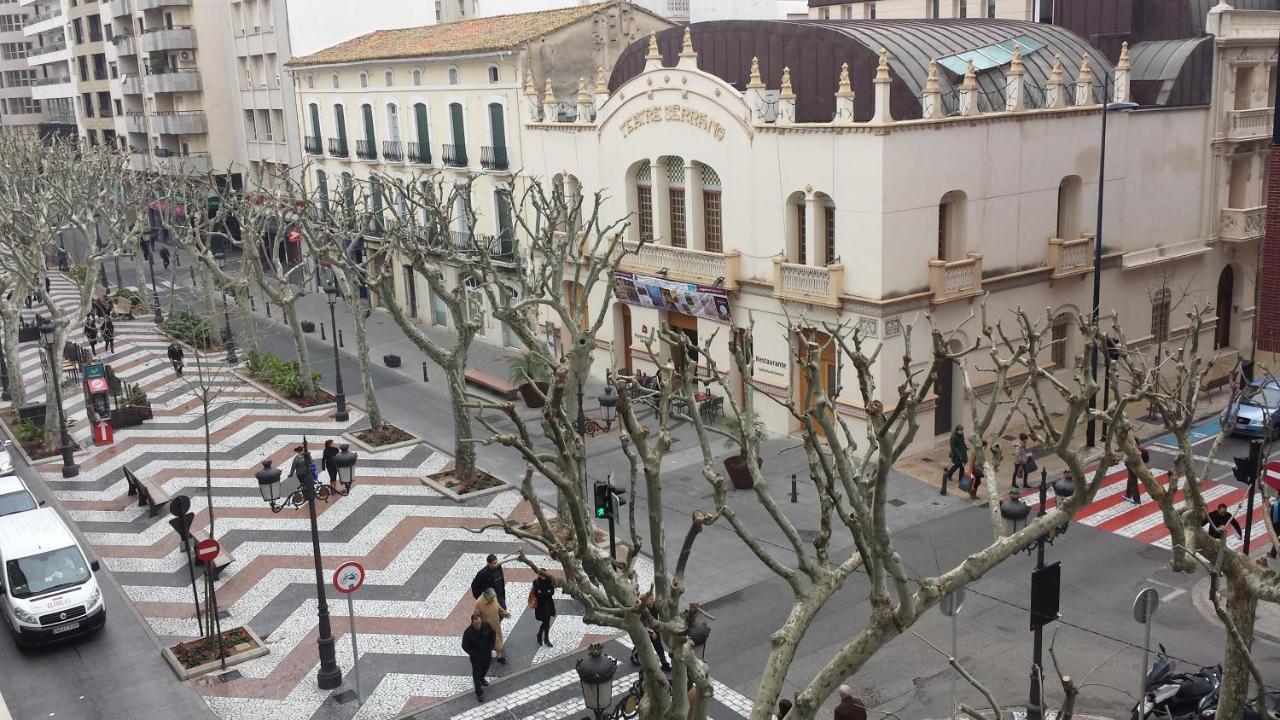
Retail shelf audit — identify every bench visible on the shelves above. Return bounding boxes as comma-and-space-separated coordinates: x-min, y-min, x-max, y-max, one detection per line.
464, 367, 521, 400
1201, 374, 1232, 396
187, 527, 234, 580
122, 465, 172, 518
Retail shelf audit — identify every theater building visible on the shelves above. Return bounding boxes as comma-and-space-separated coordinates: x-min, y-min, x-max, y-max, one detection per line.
513, 10, 1277, 445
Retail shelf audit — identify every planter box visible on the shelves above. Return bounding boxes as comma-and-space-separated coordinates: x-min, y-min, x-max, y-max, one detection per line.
233, 370, 338, 414
17, 326, 39, 344
421, 466, 510, 502
160, 626, 269, 681
342, 424, 422, 454
300, 321, 316, 333
110, 404, 153, 428
383, 354, 402, 368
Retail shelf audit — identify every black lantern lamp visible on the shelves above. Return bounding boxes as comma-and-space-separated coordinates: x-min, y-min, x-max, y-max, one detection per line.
255, 460, 283, 505
333, 443, 358, 490
576, 643, 618, 720
598, 385, 618, 431
1000, 491, 1031, 537
688, 622, 711, 661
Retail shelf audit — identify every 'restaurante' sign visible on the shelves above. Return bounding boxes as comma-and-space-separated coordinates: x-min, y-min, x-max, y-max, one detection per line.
620, 105, 726, 141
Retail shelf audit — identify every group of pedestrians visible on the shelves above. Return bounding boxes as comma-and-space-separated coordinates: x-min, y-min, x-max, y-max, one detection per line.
942, 425, 1033, 500
462, 554, 558, 701
82, 314, 115, 357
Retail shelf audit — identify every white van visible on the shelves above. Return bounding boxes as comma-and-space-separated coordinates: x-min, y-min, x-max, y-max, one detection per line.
0, 508, 105, 646
0, 475, 41, 519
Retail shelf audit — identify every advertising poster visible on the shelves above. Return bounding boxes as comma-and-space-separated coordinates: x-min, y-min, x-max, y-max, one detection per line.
612, 271, 732, 325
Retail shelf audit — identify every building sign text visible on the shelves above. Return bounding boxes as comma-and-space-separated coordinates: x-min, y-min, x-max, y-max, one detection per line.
620, 105, 726, 141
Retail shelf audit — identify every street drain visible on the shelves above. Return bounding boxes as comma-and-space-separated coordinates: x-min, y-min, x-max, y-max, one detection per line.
887, 498, 906, 507
218, 670, 242, 682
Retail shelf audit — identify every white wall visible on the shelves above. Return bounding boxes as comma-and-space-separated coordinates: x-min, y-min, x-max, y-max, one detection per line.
284, 0, 436, 58
691, 0, 779, 21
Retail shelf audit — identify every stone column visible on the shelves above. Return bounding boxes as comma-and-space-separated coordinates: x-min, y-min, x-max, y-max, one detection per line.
804, 189, 819, 266
651, 156, 669, 245
777, 67, 796, 125
871, 48, 894, 125
745, 57, 766, 123
685, 160, 704, 251
1074, 55, 1096, 107
1045, 55, 1066, 109
834, 63, 855, 124
542, 80, 557, 123
958, 59, 980, 116
1005, 50, 1026, 112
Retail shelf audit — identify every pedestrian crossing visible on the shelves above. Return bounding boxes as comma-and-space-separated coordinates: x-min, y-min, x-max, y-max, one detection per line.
1016, 465, 1275, 556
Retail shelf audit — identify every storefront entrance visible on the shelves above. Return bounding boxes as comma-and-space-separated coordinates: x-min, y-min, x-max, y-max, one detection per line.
668, 311, 699, 372
797, 330, 836, 436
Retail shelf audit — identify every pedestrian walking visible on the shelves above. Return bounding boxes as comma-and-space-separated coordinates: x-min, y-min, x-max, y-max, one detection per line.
530, 571, 557, 647
159, 246, 171, 270
470, 554, 507, 609
321, 439, 339, 491
461, 613, 495, 701
1012, 433, 1033, 489
82, 315, 98, 356
1124, 445, 1150, 505
101, 317, 115, 355
167, 341, 184, 376
833, 685, 868, 720
55, 248, 68, 272
642, 592, 670, 671
474, 588, 510, 664
966, 441, 987, 500
1205, 503, 1244, 541
44, 275, 50, 294
941, 425, 967, 496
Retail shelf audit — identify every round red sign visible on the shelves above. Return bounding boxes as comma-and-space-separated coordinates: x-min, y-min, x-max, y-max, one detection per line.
332, 561, 365, 594
194, 538, 220, 562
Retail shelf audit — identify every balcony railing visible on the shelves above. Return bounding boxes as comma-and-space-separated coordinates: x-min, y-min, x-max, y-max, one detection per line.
29, 40, 68, 57
304, 135, 322, 155
111, 33, 137, 55
328, 137, 348, 158
137, 0, 192, 9
355, 139, 377, 160
1226, 107, 1273, 141
1047, 233, 1094, 278
139, 26, 196, 53
1219, 206, 1266, 243
382, 140, 403, 162
481, 145, 509, 171
407, 141, 431, 164
144, 68, 202, 94
152, 110, 207, 135
621, 241, 740, 289
929, 253, 983, 303
32, 76, 70, 86
120, 73, 142, 94
443, 144, 467, 167
773, 258, 844, 308
124, 112, 147, 133
26, 7, 61, 24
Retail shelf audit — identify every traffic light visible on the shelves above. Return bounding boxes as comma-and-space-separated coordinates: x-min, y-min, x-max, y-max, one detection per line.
1232, 439, 1264, 485
594, 481, 610, 519
609, 486, 627, 517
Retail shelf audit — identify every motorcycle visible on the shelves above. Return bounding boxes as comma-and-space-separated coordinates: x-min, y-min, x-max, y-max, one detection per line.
1131, 644, 1221, 720
1204, 690, 1280, 720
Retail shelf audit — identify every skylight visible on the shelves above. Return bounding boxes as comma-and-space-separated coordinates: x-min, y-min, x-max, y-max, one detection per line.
938, 35, 1045, 76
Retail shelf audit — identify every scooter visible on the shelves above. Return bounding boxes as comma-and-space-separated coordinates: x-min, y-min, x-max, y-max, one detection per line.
1132, 644, 1221, 720
1204, 690, 1280, 719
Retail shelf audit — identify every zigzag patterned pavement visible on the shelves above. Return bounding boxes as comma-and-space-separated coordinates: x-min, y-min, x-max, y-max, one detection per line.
6, 279, 748, 720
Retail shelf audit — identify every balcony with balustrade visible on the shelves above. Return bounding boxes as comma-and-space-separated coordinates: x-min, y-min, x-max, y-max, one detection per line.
106, 0, 131, 17
382, 140, 403, 162
355, 139, 377, 160
481, 145, 509, 171
1047, 233, 1094, 279
26, 40, 68, 65
124, 112, 147, 133
140, 26, 196, 53
1219, 206, 1266, 243
929, 253, 983, 304
145, 69, 201, 94
152, 111, 207, 135
773, 258, 843, 308
137, 0, 192, 9
407, 141, 431, 164
111, 32, 137, 56
120, 73, 142, 95
155, 152, 211, 174
621, 241, 740, 289
328, 137, 348, 158
442, 144, 467, 167
1225, 107, 1273, 142
304, 136, 322, 155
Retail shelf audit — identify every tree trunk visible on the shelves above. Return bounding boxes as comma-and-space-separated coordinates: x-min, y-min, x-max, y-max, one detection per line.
749, 590, 831, 720
447, 363, 476, 484
348, 298, 381, 429
3, 314, 23, 407
280, 302, 313, 391
1216, 571, 1258, 720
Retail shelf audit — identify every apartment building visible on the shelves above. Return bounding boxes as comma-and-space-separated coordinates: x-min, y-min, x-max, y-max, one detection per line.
68, 0, 111, 145
21, 0, 72, 136
0, 1, 43, 133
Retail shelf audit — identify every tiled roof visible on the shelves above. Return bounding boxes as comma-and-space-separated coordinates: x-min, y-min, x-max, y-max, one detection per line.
290, 3, 611, 67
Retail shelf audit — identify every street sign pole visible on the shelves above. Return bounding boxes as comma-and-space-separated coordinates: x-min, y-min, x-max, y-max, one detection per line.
333, 561, 366, 706
940, 587, 966, 720
1133, 588, 1161, 720
347, 593, 361, 705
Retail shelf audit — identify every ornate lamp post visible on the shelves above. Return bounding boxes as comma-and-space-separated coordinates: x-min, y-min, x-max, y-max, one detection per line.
324, 282, 349, 423
38, 318, 77, 478
254, 439, 358, 690
576, 644, 618, 720
598, 385, 617, 432
221, 288, 238, 365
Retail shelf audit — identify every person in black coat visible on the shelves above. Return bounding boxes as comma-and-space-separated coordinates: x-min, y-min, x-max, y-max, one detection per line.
470, 554, 507, 609
167, 341, 184, 376
531, 571, 557, 647
461, 614, 495, 700
322, 439, 339, 490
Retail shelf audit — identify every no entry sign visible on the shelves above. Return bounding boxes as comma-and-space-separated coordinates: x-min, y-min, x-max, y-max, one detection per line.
1266, 461, 1280, 492
332, 561, 365, 594
194, 538, 220, 563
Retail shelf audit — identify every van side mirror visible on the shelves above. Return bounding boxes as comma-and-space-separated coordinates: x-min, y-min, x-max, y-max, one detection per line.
38, 499, 45, 507
90, 560, 100, 572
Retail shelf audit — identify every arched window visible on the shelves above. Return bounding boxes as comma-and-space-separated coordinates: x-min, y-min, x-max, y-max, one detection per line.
786, 191, 807, 264
306, 74, 315, 89
1056, 176, 1082, 239
359, 72, 368, 88
487, 65, 500, 83
386, 103, 401, 143
307, 102, 322, 140
360, 103, 377, 159
702, 165, 722, 253
331, 73, 340, 89
666, 157, 686, 248
634, 161, 653, 242
448, 66, 460, 85
384, 69, 394, 87
937, 190, 966, 261
412, 68, 422, 86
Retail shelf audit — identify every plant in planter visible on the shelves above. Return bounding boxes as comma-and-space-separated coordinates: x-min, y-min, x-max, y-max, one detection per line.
111, 382, 153, 427
721, 412, 765, 490
300, 320, 316, 333
162, 310, 216, 350
508, 351, 551, 408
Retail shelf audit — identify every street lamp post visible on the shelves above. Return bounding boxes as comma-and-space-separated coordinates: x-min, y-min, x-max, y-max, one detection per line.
255, 439, 358, 690
147, 235, 163, 325
598, 385, 617, 432
94, 221, 109, 292
38, 318, 78, 478
576, 644, 618, 720
324, 283, 349, 423
1086, 95, 1140, 447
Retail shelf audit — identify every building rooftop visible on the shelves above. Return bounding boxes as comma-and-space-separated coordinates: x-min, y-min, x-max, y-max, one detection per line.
289, 2, 613, 67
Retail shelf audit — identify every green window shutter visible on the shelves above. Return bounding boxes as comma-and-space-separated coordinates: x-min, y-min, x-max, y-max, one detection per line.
362, 103, 376, 148
334, 106, 347, 143
449, 102, 466, 163
309, 103, 321, 138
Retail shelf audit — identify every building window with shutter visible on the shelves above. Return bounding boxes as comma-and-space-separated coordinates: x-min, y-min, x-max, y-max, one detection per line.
702, 165, 722, 252
797, 205, 807, 265
636, 161, 653, 242
1151, 288, 1172, 342
668, 157, 685, 247
824, 204, 835, 265
1050, 316, 1068, 368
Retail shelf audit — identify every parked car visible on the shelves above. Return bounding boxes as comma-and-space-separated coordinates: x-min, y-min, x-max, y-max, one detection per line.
1221, 380, 1280, 439
0, 476, 40, 518
0, 507, 105, 647
0, 440, 12, 476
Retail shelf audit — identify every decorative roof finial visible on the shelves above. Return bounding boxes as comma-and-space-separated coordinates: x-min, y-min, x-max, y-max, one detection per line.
595, 66, 608, 94
1048, 54, 1064, 85
543, 78, 555, 104
646, 31, 661, 60
747, 56, 764, 89
1009, 48, 1025, 76
1117, 41, 1131, 71
680, 27, 696, 58
577, 77, 589, 105
779, 66, 795, 99
961, 58, 978, 90
924, 59, 941, 93
835, 62, 853, 98
874, 47, 891, 83
1077, 54, 1094, 84
524, 70, 536, 95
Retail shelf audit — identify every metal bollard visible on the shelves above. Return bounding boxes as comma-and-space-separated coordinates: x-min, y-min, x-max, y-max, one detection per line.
790, 473, 798, 503
265, 301, 272, 319
189, 266, 196, 284
338, 329, 344, 348
320, 323, 326, 341
175, 250, 181, 267
249, 295, 256, 311
422, 361, 429, 382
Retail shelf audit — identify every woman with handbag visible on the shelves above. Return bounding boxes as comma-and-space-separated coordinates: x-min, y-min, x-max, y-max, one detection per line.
1012, 433, 1036, 489
530, 571, 557, 647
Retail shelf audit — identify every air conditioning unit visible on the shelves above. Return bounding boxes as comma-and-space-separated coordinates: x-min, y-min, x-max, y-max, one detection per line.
178, 50, 193, 61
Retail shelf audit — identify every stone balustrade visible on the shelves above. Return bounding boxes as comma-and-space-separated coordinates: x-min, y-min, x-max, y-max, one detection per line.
773, 259, 843, 308
621, 242, 740, 289
1048, 234, 1094, 278
1219, 206, 1266, 243
929, 253, 983, 303
1226, 107, 1272, 141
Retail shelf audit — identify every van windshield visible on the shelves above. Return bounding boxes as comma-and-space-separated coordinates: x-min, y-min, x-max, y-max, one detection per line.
5, 546, 89, 599
0, 490, 36, 518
